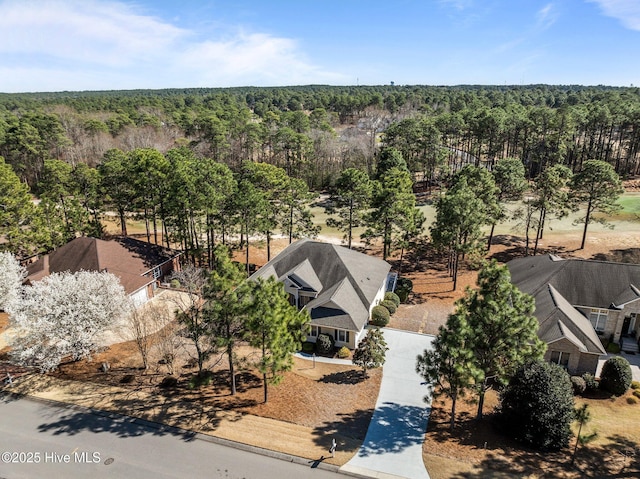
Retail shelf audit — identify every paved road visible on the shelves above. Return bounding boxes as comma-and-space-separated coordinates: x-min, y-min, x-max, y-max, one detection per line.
342, 329, 435, 479
0, 395, 346, 479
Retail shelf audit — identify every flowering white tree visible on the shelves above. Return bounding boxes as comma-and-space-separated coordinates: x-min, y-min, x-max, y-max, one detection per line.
0, 252, 26, 311
6, 270, 130, 372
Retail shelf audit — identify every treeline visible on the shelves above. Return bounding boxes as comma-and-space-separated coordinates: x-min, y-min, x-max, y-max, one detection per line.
1, 84, 639, 192
1, 142, 425, 273
0, 150, 323, 266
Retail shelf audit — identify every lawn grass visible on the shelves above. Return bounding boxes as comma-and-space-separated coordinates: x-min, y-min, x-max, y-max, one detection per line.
612, 193, 640, 221
575, 394, 640, 448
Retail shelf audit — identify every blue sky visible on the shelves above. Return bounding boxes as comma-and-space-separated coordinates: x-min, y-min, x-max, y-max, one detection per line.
0, 0, 639, 93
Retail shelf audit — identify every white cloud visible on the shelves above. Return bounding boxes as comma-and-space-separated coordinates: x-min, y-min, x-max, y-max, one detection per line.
438, 0, 474, 11
536, 3, 558, 29
587, 0, 640, 31
0, 0, 345, 92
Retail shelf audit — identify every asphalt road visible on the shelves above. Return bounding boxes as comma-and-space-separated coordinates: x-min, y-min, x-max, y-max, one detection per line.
0, 394, 346, 479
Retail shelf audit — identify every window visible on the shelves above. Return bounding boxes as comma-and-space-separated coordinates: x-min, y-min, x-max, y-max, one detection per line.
550, 351, 570, 368
336, 330, 350, 343
299, 295, 312, 308
152, 266, 162, 279
589, 308, 608, 332
310, 325, 319, 337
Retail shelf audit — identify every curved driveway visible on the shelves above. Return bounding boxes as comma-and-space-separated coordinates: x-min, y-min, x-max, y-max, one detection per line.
341, 328, 435, 479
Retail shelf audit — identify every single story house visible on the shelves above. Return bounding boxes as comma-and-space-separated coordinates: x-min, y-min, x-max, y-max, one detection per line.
249, 239, 392, 349
26, 236, 182, 306
508, 254, 640, 375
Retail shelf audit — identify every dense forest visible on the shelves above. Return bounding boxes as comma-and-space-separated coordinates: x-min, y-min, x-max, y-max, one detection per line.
0, 84, 638, 263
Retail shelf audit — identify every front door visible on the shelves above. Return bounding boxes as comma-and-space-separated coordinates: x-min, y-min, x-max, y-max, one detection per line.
622, 314, 636, 336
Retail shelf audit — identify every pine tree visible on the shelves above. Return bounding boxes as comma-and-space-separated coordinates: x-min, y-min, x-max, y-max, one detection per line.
352, 328, 388, 378
203, 244, 251, 395
326, 168, 372, 249
246, 277, 309, 403
463, 260, 546, 419
571, 160, 624, 250
416, 309, 477, 429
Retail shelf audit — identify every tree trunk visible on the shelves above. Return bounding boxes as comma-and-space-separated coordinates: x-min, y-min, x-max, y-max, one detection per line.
348, 199, 354, 249
476, 389, 485, 420
533, 208, 545, 255
118, 208, 127, 236
452, 252, 460, 291
266, 230, 271, 262
228, 343, 236, 396
450, 394, 457, 430
263, 372, 268, 403
289, 205, 294, 244
580, 198, 592, 250
571, 421, 584, 465
487, 223, 496, 251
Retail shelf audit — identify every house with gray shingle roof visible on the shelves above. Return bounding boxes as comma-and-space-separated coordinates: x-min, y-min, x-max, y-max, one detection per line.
26, 236, 182, 306
250, 239, 392, 349
508, 254, 640, 374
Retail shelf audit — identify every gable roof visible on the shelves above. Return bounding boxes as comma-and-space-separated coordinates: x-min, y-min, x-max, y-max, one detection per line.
26, 236, 179, 295
508, 254, 640, 309
306, 277, 370, 331
508, 255, 638, 355
250, 239, 391, 331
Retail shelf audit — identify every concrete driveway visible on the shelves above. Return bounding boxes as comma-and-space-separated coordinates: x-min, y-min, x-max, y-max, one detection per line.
341, 328, 435, 479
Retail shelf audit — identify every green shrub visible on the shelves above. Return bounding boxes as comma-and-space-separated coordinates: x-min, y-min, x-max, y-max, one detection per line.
380, 299, 397, 315
582, 373, 599, 392
633, 390, 640, 399
498, 360, 574, 451
627, 396, 638, 405
170, 279, 180, 288
384, 292, 401, 307
370, 305, 390, 327
600, 356, 633, 396
570, 376, 586, 395
337, 346, 351, 359
631, 381, 640, 390
316, 333, 335, 355
301, 342, 315, 353
395, 277, 413, 303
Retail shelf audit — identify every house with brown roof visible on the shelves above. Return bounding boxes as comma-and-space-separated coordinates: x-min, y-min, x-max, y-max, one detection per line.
26, 237, 182, 306
508, 254, 640, 375
250, 239, 393, 349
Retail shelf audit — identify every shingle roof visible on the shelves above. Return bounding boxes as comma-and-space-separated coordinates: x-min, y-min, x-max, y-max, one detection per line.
26, 236, 179, 295
251, 239, 390, 331
306, 277, 370, 330
508, 254, 640, 309
508, 255, 636, 355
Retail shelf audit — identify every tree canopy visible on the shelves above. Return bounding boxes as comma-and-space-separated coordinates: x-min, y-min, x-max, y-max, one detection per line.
6, 271, 130, 372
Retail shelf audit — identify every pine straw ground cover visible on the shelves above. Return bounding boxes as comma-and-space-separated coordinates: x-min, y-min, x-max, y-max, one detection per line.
423, 389, 640, 479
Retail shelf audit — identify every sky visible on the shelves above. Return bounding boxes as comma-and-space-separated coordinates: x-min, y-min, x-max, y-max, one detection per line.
0, 0, 639, 93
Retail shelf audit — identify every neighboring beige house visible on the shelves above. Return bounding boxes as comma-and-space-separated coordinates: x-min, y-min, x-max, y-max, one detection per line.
250, 239, 392, 349
26, 236, 182, 306
508, 254, 640, 375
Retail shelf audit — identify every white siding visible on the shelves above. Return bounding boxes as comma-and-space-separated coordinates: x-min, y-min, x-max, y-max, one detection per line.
369, 279, 388, 316
130, 287, 149, 308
